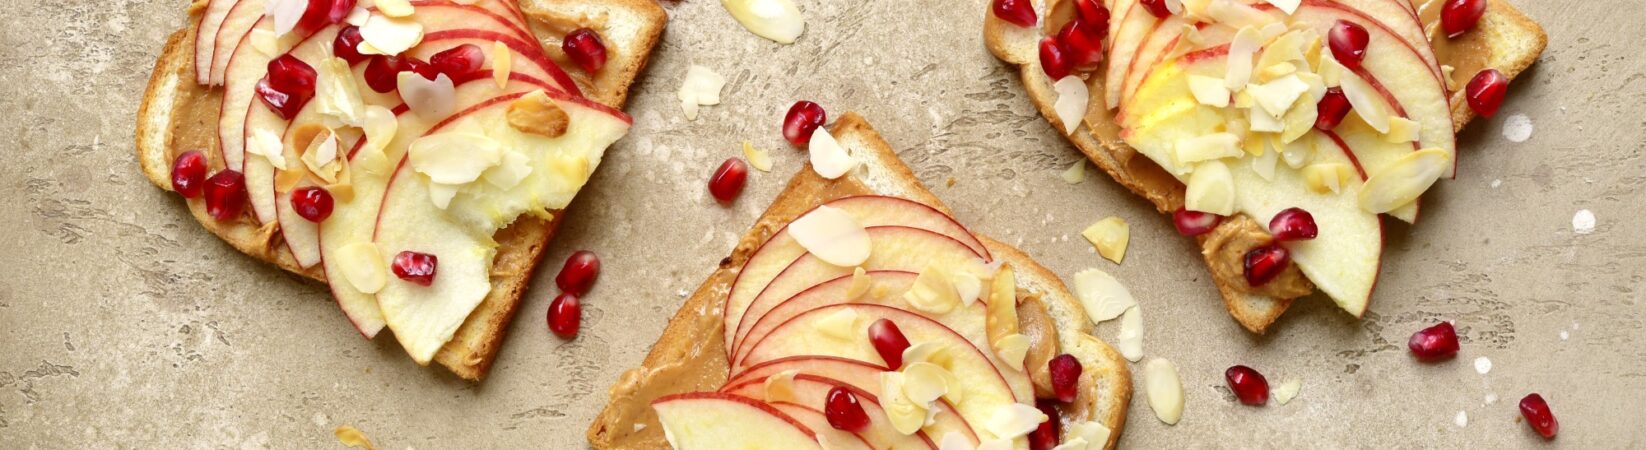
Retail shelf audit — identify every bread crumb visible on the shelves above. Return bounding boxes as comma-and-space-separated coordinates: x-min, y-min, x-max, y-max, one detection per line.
946, 177, 956, 187
1501, 113, 1533, 142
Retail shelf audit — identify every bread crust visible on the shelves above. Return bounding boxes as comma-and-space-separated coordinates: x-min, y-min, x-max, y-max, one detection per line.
134, 0, 667, 380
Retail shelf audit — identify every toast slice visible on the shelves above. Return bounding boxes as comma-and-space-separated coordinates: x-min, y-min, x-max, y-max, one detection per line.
134, 0, 667, 380
984, 0, 1546, 333
587, 113, 1132, 449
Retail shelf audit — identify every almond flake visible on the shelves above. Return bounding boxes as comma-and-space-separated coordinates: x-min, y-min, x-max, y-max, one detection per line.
993, 334, 1030, 372
1070, 421, 1112, 449
1073, 268, 1136, 323
1144, 358, 1184, 425
763, 369, 799, 403
939, 433, 972, 450
338, 242, 388, 294
408, 131, 502, 184
427, 182, 459, 209
1252, 143, 1279, 180
1211, 1, 1276, 36
1280, 93, 1319, 144
507, 90, 570, 138
986, 403, 1047, 440
1247, 74, 1309, 118
844, 267, 871, 300
1184, 160, 1236, 215
1339, 69, 1391, 133
1115, 306, 1144, 362
1359, 148, 1449, 213
1054, 76, 1089, 135
357, 106, 397, 174
482, 150, 533, 189
901, 362, 952, 404
1081, 217, 1129, 264
1226, 27, 1261, 92
1272, 378, 1302, 405
985, 265, 1020, 344
316, 58, 366, 126
359, 13, 423, 56
491, 40, 512, 89
267, 0, 306, 36
905, 262, 961, 315
788, 205, 871, 267
345, 6, 370, 26
300, 129, 341, 183
722, 0, 806, 44
1303, 162, 1353, 194
677, 65, 726, 121
808, 128, 856, 179
1187, 74, 1231, 107
1051, 438, 1089, 450
901, 342, 947, 367
1061, 160, 1087, 184
247, 128, 288, 170
815, 307, 860, 341
397, 72, 455, 119
374, 0, 415, 17
1248, 105, 1284, 133
1264, 0, 1301, 14
1175, 133, 1242, 164
743, 141, 773, 172
1282, 135, 1313, 168
953, 271, 983, 306
880, 372, 927, 435
1383, 116, 1421, 143
250, 28, 279, 56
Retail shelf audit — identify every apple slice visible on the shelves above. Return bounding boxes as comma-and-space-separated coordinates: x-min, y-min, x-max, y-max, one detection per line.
217, 17, 274, 173
724, 355, 980, 447
1325, 0, 1441, 78
652, 393, 822, 450
192, 0, 240, 84
422, 28, 582, 97
264, 26, 344, 268
1119, 16, 1189, 110
405, 1, 533, 41
724, 374, 937, 449
207, 0, 268, 86
766, 403, 875, 450
1326, 120, 1420, 223
734, 271, 917, 366
1105, 0, 1164, 109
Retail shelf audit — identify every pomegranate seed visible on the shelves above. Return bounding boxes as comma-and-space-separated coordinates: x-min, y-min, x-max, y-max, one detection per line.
1440, 0, 1486, 38
1028, 400, 1062, 450
256, 78, 301, 120
430, 44, 485, 79
1038, 37, 1071, 80
333, 26, 369, 65
1268, 207, 1318, 241
171, 150, 208, 198
563, 28, 608, 73
1140, 0, 1172, 18
548, 292, 581, 339
1243, 244, 1290, 287
1056, 18, 1104, 71
1466, 69, 1508, 118
295, 0, 333, 34
1315, 87, 1352, 130
1518, 393, 1559, 439
1173, 207, 1222, 236
555, 250, 601, 296
1328, 20, 1370, 71
1074, 0, 1110, 38
824, 387, 870, 432
708, 158, 748, 204
325, 0, 357, 24
1224, 365, 1270, 405
1049, 354, 1083, 403
392, 251, 438, 286
290, 186, 334, 222
868, 319, 911, 369
782, 101, 828, 147
1407, 321, 1460, 361
257, 54, 318, 120
991, 0, 1037, 28
203, 170, 247, 221
363, 55, 435, 93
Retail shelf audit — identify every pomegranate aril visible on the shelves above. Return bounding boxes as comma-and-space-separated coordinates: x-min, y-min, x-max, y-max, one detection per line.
1518, 393, 1558, 439
1328, 20, 1370, 71
1315, 87, 1352, 130
708, 158, 748, 204
256, 78, 302, 119
1039, 37, 1071, 80
430, 44, 485, 79
392, 251, 438, 286
325, 0, 357, 24
1140, 0, 1172, 18
1075, 0, 1111, 38
363, 55, 435, 93
1028, 400, 1062, 450
782, 101, 827, 147
1407, 321, 1460, 361
1057, 18, 1104, 70
868, 319, 911, 369
555, 250, 601, 296
1466, 69, 1508, 118
290, 186, 334, 222
1243, 244, 1290, 287
563, 28, 608, 73
333, 26, 369, 65
1048, 354, 1083, 403
171, 150, 208, 198
548, 292, 581, 339
203, 170, 247, 221
824, 387, 870, 432
1440, 0, 1486, 38
1173, 207, 1222, 236
1224, 365, 1270, 405
295, 0, 334, 34
267, 54, 317, 93
991, 0, 1037, 28
1268, 207, 1318, 242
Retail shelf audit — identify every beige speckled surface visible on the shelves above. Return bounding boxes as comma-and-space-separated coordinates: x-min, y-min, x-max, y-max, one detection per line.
2, 0, 1642, 447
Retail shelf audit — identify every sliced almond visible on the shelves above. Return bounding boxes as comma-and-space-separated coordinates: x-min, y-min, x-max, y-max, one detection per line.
788, 205, 871, 267
677, 65, 726, 121
300, 129, 342, 183
992, 334, 1030, 372
1248, 103, 1284, 133
398, 72, 455, 119
1144, 358, 1185, 425
356, 106, 396, 175
1225, 26, 1262, 92
844, 266, 871, 300
1115, 306, 1144, 362
1081, 217, 1130, 264
490, 40, 512, 89
1280, 92, 1318, 144
815, 307, 860, 341
408, 131, 502, 185
1187, 74, 1231, 108
901, 362, 952, 404
337, 242, 388, 294
1303, 162, 1353, 194
1265, 0, 1301, 14
344, 6, 370, 26
953, 271, 983, 307
1247, 74, 1309, 118
374, 0, 414, 17
743, 141, 773, 172
1069, 421, 1113, 449
359, 13, 423, 55
1175, 133, 1242, 164
315, 58, 365, 126
985, 264, 1019, 343
507, 90, 570, 138
722, 0, 806, 44
938, 433, 973, 450
880, 372, 927, 435
905, 263, 960, 315
250, 28, 279, 56
809, 128, 856, 180
1053, 76, 1089, 135
1256, 62, 1297, 83
1073, 268, 1137, 323
902, 342, 948, 367
1060, 160, 1087, 184
1252, 140, 1279, 180
1441, 64, 1458, 91
1273, 378, 1302, 405
1282, 135, 1313, 168
1359, 148, 1450, 213
1383, 116, 1420, 143
1208, 0, 1277, 30
1184, 160, 1236, 215
267, 0, 306, 36
763, 369, 800, 403
427, 182, 459, 209
481, 150, 533, 189
246, 128, 288, 170
1338, 69, 1391, 133
986, 403, 1047, 440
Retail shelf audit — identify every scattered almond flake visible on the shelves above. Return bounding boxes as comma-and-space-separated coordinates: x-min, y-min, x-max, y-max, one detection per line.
1051, 438, 1090, 450
1454, 410, 1469, 427
1441, 64, 1458, 90
723, 0, 806, 44
809, 128, 856, 179
789, 205, 871, 267
267, 0, 307, 36
1252, 144, 1279, 180
880, 372, 927, 435
1474, 356, 1493, 375
245, 128, 288, 170
1164, 0, 1183, 14
1383, 116, 1421, 144
1282, 136, 1312, 168
815, 307, 860, 341
993, 334, 1030, 372
334, 425, 375, 450
1068, 421, 1111, 449
939, 433, 972, 450
1247, 104, 1285, 133
901, 362, 952, 404
986, 403, 1047, 440
905, 263, 961, 315
316, 58, 366, 126
1175, 133, 1243, 164
1502, 113, 1533, 142
677, 65, 726, 121
1246, 74, 1309, 117
1073, 268, 1137, 323
427, 182, 459, 209
1187, 74, 1231, 107
1303, 163, 1352, 194
374, 0, 415, 17
1185, 159, 1236, 215
359, 13, 423, 55
1115, 306, 1144, 362
763, 369, 799, 403
1143, 358, 1184, 425
345, 6, 370, 26
491, 41, 512, 89
301, 129, 342, 182
1358, 148, 1449, 213
482, 150, 533, 189
1560, 330, 1569, 340
1485, 393, 1499, 404
506, 90, 570, 137
1061, 160, 1087, 184
1264, 0, 1300, 14
1490, 179, 1502, 188
1081, 217, 1129, 264
397, 72, 455, 119
250, 28, 279, 56
1225, 27, 1261, 91
337, 242, 388, 294
1272, 378, 1302, 405
1339, 69, 1391, 133
953, 271, 983, 306
1053, 76, 1089, 135
409, 132, 501, 184
742, 141, 773, 172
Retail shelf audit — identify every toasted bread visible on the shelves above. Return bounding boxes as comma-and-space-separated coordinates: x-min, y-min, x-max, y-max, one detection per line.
984, 0, 1546, 333
133, 0, 667, 380
587, 113, 1132, 449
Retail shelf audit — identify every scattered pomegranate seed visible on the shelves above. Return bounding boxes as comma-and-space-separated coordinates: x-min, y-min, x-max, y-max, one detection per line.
171, 150, 208, 198
1466, 69, 1508, 118
1049, 354, 1083, 403
1268, 208, 1318, 242
294, 0, 334, 34
257, 55, 318, 120
324, 0, 357, 24
1173, 207, 1222, 236
563, 28, 608, 73
1038, 37, 1071, 80
708, 158, 748, 204
203, 170, 246, 221
391, 251, 438, 286
824, 387, 870, 432
1056, 18, 1104, 71
548, 292, 581, 339
363, 55, 436, 93
868, 319, 911, 369
991, 0, 1037, 28
1441, 0, 1486, 38
1075, 0, 1110, 39
1407, 321, 1460, 361
1518, 393, 1559, 439
555, 250, 601, 296
1224, 365, 1270, 405
430, 44, 485, 79
782, 101, 827, 147
1139, 0, 1172, 18
333, 26, 368, 65
1029, 400, 1062, 450
1328, 20, 1370, 71
1243, 244, 1290, 287
290, 186, 334, 222
1315, 87, 1352, 130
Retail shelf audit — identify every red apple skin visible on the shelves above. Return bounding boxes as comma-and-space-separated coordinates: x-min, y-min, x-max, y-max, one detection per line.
733, 271, 918, 365
650, 392, 820, 441
723, 374, 943, 448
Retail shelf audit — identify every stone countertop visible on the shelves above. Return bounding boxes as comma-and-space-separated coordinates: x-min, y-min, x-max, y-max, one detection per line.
2, 0, 1642, 447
